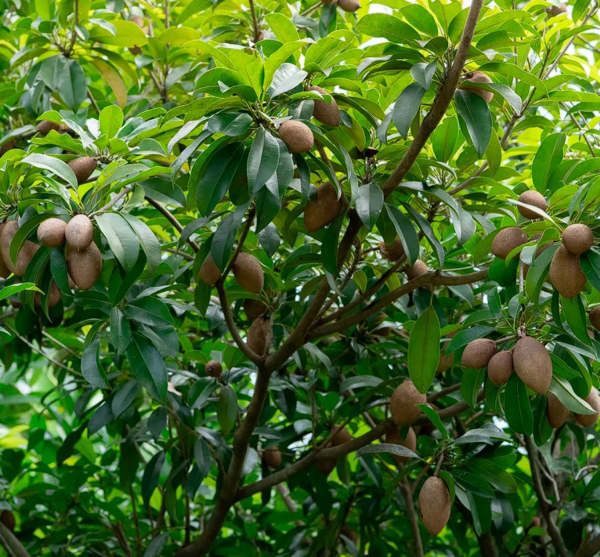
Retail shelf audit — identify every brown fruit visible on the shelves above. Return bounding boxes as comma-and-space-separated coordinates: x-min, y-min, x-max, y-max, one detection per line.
198, 254, 221, 286
262, 446, 282, 468
330, 425, 352, 446
0, 224, 10, 279
233, 252, 264, 294
590, 306, 600, 331
308, 85, 340, 127
0, 510, 15, 532
34, 282, 61, 309
575, 387, 600, 427
513, 337, 552, 394
244, 298, 267, 320
380, 238, 405, 261
65, 214, 94, 250
316, 458, 337, 476
523, 238, 554, 278
68, 157, 97, 184
562, 223, 594, 254
517, 190, 547, 219
36, 120, 63, 136
461, 338, 496, 369
0, 220, 39, 277
487, 350, 513, 385
549, 244, 587, 299
247, 316, 272, 356
130, 15, 144, 27
491, 227, 527, 259
405, 259, 428, 280
66, 242, 102, 290
338, 0, 361, 11
205, 360, 222, 377
548, 4, 567, 16
0, 140, 15, 156
386, 426, 417, 464
279, 120, 314, 153
460, 71, 494, 104
419, 477, 451, 536
390, 380, 426, 426
547, 393, 569, 428
37, 218, 67, 248
304, 182, 343, 232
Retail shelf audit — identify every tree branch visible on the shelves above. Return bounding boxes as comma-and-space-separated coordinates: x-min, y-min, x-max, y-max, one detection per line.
145, 196, 199, 252
0, 522, 31, 557
400, 478, 425, 557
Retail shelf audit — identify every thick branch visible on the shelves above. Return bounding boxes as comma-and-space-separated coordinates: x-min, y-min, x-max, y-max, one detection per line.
0, 523, 31, 557
575, 533, 600, 557
400, 478, 425, 557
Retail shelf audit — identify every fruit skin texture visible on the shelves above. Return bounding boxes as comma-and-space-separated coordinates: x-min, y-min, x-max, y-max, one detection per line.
549, 244, 587, 299
66, 242, 102, 290
247, 316, 272, 356
37, 218, 67, 248
547, 393, 570, 428
518, 190, 547, 219
419, 477, 452, 536
205, 360, 222, 377
390, 380, 426, 425
513, 337, 552, 394
380, 238, 405, 261
316, 458, 337, 476
262, 446, 282, 469
562, 223, 594, 254
405, 260, 428, 280
36, 120, 66, 136
386, 426, 417, 464
460, 71, 494, 104
0, 223, 11, 279
304, 182, 343, 232
198, 255, 221, 286
492, 227, 527, 259
0, 510, 15, 532
308, 86, 340, 127
279, 120, 314, 153
233, 252, 264, 294
68, 157, 97, 184
338, 0, 361, 12
330, 425, 352, 446
575, 387, 600, 426
244, 298, 267, 320
590, 306, 600, 331
487, 350, 513, 385
461, 338, 496, 369
0, 220, 39, 277
34, 282, 61, 309
65, 214, 94, 250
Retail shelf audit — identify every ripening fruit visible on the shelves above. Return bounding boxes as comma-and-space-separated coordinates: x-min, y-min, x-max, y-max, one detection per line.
65, 214, 94, 250
0, 224, 10, 279
66, 242, 102, 290
233, 252, 264, 294
491, 227, 527, 259
590, 306, 600, 331
380, 238, 405, 261
316, 458, 337, 476
330, 425, 352, 446
386, 426, 417, 464
549, 244, 587, 299
37, 218, 67, 248
262, 446, 282, 469
547, 393, 569, 428
198, 254, 221, 286
390, 380, 426, 425
487, 350, 513, 385
575, 387, 600, 427
512, 336, 552, 394
34, 282, 61, 309
36, 120, 66, 136
0, 139, 15, 156
461, 338, 496, 369
548, 4, 567, 16
338, 0, 361, 12
562, 223, 594, 254
247, 316, 272, 356
0, 510, 15, 532
68, 157, 97, 185
279, 120, 314, 153
205, 360, 222, 377
419, 477, 452, 536
517, 190, 547, 219
460, 71, 494, 104
304, 182, 343, 232
244, 298, 267, 320
405, 259, 428, 280
0, 220, 39, 277
308, 86, 340, 127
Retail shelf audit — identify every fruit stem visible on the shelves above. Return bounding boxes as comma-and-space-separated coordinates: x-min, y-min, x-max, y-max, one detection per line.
434, 453, 444, 477
493, 334, 517, 346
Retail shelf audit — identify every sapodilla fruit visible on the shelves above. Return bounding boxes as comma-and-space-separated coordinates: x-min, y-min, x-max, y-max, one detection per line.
548, 4, 567, 16
487, 350, 513, 385
37, 218, 67, 248
316, 458, 337, 476
390, 380, 426, 425
304, 182, 343, 232
460, 71, 494, 104
405, 260, 428, 280
66, 242, 102, 290
338, 0, 361, 12
205, 360, 222, 377
262, 446, 282, 468
279, 120, 314, 153
244, 298, 267, 320
0, 224, 10, 279
65, 214, 94, 250
198, 254, 221, 286
590, 306, 600, 331
549, 244, 587, 299
562, 223, 594, 254
68, 157, 97, 185
491, 227, 527, 259
0, 510, 15, 532
36, 120, 65, 136
575, 387, 600, 426
34, 282, 61, 309
330, 425, 352, 446
380, 238, 405, 261
517, 190, 547, 219
0, 140, 15, 156
0, 220, 39, 277
247, 316, 272, 356
308, 86, 340, 127
512, 336, 552, 394
233, 252, 264, 294
461, 338, 496, 369
419, 477, 452, 536
547, 392, 570, 428
386, 426, 417, 464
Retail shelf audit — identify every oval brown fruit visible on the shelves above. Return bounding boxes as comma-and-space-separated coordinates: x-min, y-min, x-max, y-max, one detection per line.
304, 182, 343, 233
547, 392, 570, 428
34, 282, 61, 309
419, 476, 452, 536
338, 0, 361, 12
548, 3, 567, 16
460, 71, 494, 104
262, 446, 282, 469
205, 360, 222, 377
330, 425, 352, 446
36, 120, 63, 136
590, 306, 600, 331
68, 156, 97, 185
65, 214, 94, 250
390, 380, 426, 426
461, 338, 496, 369
37, 218, 67, 248
386, 425, 417, 464
66, 242, 102, 290
0, 220, 39, 277
405, 259, 428, 280
0, 223, 10, 278
491, 227, 527, 259
517, 190, 547, 219
279, 120, 314, 153
575, 387, 600, 427
487, 350, 513, 385
233, 252, 264, 294
308, 85, 340, 127
562, 223, 594, 254
244, 298, 267, 320
247, 316, 272, 356
549, 244, 587, 299
198, 254, 221, 286
0, 510, 15, 532
512, 336, 552, 394
380, 238, 405, 261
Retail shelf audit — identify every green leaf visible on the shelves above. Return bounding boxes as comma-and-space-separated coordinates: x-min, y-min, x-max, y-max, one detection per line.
126, 333, 168, 402
384, 205, 420, 265
561, 295, 591, 345
467, 492, 492, 536
322, 209, 347, 276
217, 385, 238, 435
0, 282, 41, 301
532, 133, 565, 193
81, 336, 110, 389
125, 297, 173, 328
248, 128, 279, 193
95, 213, 140, 273
410, 61, 437, 90
454, 90, 492, 158
9, 212, 53, 264
265, 14, 300, 43
356, 14, 421, 43
99, 105, 123, 139
57, 59, 87, 112
549, 376, 596, 414
416, 404, 450, 439
393, 83, 426, 139
525, 243, 558, 307
355, 442, 419, 460
356, 183, 384, 230
408, 307, 440, 394
401, 4, 438, 36
505, 374, 533, 435
110, 307, 131, 356
194, 437, 211, 478
23, 153, 78, 189
119, 213, 161, 274
142, 451, 165, 505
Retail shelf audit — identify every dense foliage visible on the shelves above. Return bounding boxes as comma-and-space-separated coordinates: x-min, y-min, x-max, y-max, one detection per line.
1, 0, 600, 556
